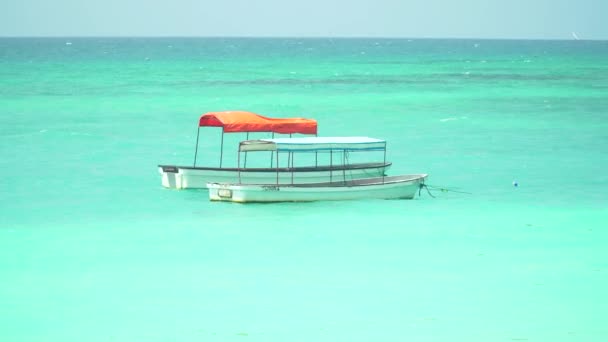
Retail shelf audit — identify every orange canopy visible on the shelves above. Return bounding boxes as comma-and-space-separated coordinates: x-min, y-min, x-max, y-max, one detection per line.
198, 111, 317, 135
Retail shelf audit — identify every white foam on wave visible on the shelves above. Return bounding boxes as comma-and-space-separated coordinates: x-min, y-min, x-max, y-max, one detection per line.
2, 129, 48, 139
440, 116, 469, 122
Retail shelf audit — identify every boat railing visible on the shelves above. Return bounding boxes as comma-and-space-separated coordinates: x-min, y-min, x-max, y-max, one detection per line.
236, 140, 388, 186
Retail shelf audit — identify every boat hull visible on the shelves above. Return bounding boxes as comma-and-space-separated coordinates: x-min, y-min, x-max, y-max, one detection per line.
208, 174, 428, 203
159, 163, 391, 189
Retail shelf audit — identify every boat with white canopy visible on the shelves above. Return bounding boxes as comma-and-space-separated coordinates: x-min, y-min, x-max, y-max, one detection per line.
158, 111, 392, 189
208, 137, 427, 203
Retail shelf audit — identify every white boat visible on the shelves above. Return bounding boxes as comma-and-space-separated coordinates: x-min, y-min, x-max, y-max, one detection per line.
159, 111, 391, 189
160, 162, 392, 189
207, 137, 428, 203
208, 175, 428, 202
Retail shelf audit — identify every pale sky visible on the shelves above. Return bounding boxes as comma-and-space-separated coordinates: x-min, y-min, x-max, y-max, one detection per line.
2, 0, 607, 40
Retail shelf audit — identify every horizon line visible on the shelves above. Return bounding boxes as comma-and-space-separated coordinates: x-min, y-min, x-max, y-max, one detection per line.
0, 35, 605, 42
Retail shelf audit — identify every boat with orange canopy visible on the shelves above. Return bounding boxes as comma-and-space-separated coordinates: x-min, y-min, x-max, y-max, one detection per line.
158, 111, 392, 189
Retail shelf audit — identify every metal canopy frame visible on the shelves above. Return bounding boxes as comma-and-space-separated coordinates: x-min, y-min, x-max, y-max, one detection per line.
193, 128, 317, 168
236, 140, 387, 186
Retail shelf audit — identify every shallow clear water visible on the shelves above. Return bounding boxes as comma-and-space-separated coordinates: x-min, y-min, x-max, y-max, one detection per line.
1, 38, 607, 341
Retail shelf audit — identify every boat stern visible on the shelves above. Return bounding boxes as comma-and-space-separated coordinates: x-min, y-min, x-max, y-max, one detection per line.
159, 165, 181, 189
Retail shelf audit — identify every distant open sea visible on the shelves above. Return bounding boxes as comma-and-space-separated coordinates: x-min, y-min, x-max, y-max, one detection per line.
1, 38, 607, 341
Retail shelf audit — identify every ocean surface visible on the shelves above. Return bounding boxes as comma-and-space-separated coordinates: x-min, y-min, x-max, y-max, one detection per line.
1, 38, 607, 341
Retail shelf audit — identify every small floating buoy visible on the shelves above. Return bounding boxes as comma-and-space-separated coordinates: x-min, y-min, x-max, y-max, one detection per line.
513, 180, 518, 187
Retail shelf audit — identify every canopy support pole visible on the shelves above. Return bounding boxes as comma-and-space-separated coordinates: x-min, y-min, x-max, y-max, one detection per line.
343, 150, 346, 184
315, 132, 318, 166
219, 128, 224, 168
237, 148, 241, 184
276, 151, 279, 185
244, 132, 249, 168
193, 127, 201, 167
270, 132, 275, 167
290, 152, 294, 185
287, 133, 292, 170
383, 143, 387, 184
330, 150, 333, 183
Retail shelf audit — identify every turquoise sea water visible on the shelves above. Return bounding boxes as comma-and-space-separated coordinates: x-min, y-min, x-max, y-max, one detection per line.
1, 38, 607, 341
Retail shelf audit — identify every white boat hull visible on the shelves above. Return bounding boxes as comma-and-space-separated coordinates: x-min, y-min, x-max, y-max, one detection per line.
207, 174, 428, 203
159, 163, 391, 189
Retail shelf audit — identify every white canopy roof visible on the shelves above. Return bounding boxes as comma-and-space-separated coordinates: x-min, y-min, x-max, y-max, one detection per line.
239, 137, 386, 152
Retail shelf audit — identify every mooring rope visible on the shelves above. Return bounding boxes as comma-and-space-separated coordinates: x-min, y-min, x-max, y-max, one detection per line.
419, 183, 472, 197
419, 183, 436, 198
